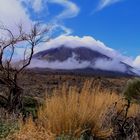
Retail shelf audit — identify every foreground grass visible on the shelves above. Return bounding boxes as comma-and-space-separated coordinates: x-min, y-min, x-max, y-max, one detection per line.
4, 81, 140, 139
0, 109, 19, 139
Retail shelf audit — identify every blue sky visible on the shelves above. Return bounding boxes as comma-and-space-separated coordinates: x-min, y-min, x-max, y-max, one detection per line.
0, 0, 140, 67
18, 0, 140, 58
61, 0, 140, 58
65, 0, 140, 58
20, 0, 140, 58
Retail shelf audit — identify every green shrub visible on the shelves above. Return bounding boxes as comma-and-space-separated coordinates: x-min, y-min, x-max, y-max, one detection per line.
21, 107, 37, 119
21, 96, 39, 119
0, 121, 19, 139
22, 96, 38, 108
123, 78, 140, 103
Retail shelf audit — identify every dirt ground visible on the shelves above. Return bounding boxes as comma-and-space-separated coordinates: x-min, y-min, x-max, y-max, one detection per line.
18, 70, 132, 98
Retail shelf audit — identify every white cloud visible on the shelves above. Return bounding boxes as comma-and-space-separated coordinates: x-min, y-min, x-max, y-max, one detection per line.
0, 0, 79, 36
27, 0, 79, 34
30, 53, 90, 69
133, 56, 140, 69
11, 35, 138, 74
28, 35, 136, 73
29, 57, 127, 73
0, 0, 80, 66
48, 0, 80, 19
35, 35, 132, 65
46, 0, 80, 36
22, 0, 79, 19
31, 0, 43, 13
50, 23, 73, 36
21, 0, 44, 13
94, 59, 126, 72
0, 0, 32, 32
96, 0, 123, 11
21, 0, 79, 36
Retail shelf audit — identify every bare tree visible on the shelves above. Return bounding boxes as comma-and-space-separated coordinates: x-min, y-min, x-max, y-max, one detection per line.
0, 23, 49, 112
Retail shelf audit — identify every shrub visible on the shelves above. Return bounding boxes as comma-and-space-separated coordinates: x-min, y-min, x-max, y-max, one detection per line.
123, 78, 140, 103
0, 108, 19, 139
0, 121, 18, 139
21, 96, 40, 119
7, 81, 140, 140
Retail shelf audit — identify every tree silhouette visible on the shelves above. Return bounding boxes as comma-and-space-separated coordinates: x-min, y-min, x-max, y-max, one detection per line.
0, 23, 49, 112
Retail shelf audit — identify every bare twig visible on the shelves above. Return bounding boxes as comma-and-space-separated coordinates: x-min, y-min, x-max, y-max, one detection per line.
0, 22, 50, 111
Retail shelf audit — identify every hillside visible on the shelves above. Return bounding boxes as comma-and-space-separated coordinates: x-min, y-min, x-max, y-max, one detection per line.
31, 46, 138, 77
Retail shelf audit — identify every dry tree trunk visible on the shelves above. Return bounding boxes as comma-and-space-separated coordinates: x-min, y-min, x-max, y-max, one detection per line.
0, 23, 50, 112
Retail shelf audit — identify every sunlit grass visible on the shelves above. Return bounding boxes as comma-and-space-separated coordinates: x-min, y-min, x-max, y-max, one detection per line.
7, 81, 140, 140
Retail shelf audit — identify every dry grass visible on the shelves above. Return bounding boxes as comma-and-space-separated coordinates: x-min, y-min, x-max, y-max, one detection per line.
7, 118, 55, 140
8, 81, 140, 140
0, 108, 19, 139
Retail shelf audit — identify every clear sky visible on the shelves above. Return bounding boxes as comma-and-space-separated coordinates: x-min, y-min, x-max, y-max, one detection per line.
0, 0, 140, 66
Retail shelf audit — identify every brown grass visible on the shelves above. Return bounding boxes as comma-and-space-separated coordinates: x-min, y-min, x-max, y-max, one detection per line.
8, 81, 140, 140
7, 118, 55, 140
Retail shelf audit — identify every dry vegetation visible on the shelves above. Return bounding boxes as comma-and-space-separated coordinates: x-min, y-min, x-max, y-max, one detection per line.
0, 21, 139, 140
17, 71, 129, 98
5, 80, 140, 140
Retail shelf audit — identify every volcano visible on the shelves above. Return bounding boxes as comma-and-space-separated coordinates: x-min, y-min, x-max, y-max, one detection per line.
31, 46, 138, 77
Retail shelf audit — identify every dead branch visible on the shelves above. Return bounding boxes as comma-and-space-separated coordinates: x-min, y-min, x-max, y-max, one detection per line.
0, 22, 50, 112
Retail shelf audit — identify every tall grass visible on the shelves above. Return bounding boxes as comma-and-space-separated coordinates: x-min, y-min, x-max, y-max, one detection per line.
0, 108, 19, 139
7, 117, 55, 140
8, 81, 140, 140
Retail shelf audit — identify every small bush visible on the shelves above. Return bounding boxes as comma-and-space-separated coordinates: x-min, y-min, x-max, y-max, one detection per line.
21, 96, 39, 119
0, 121, 18, 139
0, 108, 19, 139
123, 78, 140, 103
22, 96, 38, 108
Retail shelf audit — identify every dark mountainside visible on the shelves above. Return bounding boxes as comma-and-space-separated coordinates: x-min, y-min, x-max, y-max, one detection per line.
32, 46, 137, 77
33, 46, 109, 61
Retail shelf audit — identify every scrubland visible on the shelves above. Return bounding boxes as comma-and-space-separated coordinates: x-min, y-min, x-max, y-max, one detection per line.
1, 78, 140, 140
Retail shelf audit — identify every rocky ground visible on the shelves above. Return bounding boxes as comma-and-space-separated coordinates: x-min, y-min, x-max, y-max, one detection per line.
18, 70, 131, 98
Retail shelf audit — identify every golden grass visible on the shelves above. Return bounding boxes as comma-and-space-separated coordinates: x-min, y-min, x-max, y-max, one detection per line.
8, 81, 140, 140
7, 118, 55, 140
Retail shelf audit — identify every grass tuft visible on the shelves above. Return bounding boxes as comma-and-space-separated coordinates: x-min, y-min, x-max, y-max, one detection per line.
7, 81, 140, 139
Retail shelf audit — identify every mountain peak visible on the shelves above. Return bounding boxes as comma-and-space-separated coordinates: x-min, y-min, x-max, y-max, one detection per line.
30, 45, 138, 77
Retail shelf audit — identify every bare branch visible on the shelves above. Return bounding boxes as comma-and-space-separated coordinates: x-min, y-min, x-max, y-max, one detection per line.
0, 94, 8, 102
0, 22, 50, 111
